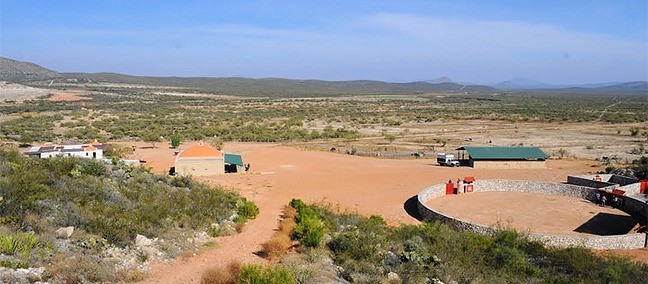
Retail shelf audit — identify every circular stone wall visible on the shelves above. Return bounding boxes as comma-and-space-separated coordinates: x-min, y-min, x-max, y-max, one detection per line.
417, 179, 646, 250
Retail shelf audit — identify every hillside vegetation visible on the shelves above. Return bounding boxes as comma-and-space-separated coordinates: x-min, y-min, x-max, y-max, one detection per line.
0, 90, 646, 146
0, 147, 257, 282
282, 200, 648, 284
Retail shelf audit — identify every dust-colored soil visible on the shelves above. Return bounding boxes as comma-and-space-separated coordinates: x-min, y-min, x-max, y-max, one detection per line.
0, 81, 50, 102
127, 141, 638, 283
428, 192, 640, 236
47, 91, 89, 102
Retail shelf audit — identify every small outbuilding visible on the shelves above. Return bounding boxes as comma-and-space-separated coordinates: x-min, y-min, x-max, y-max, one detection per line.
224, 153, 246, 173
456, 146, 548, 169
174, 143, 224, 176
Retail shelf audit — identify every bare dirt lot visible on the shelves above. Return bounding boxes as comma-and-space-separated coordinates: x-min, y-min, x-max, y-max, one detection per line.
428, 192, 640, 236
122, 141, 648, 283
0, 81, 51, 102
47, 91, 89, 102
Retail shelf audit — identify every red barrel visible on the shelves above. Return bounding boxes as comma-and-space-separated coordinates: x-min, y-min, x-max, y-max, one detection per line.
446, 182, 455, 195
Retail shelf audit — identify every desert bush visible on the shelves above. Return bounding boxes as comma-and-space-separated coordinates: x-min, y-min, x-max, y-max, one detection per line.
102, 144, 134, 158
0, 148, 258, 277
261, 233, 292, 261
282, 205, 298, 220
290, 200, 648, 284
0, 232, 41, 256
290, 199, 326, 248
236, 199, 259, 223
201, 261, 242, 284
279, 217, 296, 235
45, 253, 115, 283
237, 264, 295, 284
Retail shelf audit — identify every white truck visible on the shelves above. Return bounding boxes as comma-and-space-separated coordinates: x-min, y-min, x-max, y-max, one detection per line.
437, 153, 460, 167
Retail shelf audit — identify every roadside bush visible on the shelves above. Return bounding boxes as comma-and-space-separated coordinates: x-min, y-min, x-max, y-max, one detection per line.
261, 234, 292, 261
201, 261, 241, 284
291, 200, 648, 284
236, 199, 259, 223
290, 199, 325, 248
237, 264, 295, 284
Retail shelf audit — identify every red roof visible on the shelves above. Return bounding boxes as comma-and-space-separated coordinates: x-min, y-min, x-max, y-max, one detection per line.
464, 176, 476, 183
83, 145, 97, 151
178, 144, 223, 158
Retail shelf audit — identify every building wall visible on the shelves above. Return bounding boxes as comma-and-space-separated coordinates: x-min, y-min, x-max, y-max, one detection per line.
175, 157, 224, 176
40, 150, 103, 159
471, 160, 545, 169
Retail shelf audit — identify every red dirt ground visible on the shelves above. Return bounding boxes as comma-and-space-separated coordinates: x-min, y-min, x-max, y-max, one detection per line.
428, 192, 639, 236
124, 142, 645, 283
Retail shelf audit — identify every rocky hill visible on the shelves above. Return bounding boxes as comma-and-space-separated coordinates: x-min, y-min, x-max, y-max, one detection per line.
0, 57, 63, 82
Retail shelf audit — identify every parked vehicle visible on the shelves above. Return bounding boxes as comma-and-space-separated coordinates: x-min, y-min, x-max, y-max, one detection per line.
437, 153, 460, 166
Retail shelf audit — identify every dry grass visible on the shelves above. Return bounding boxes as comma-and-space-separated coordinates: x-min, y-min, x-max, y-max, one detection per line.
261, 233, 292, 261
279, 218, 296, 235
283, 205, 298, 219
201, 261, 242, 284
260, 206, 297, 261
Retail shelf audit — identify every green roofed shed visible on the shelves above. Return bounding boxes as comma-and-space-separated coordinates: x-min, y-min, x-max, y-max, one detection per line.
457, 146, 548, 160
455, 146, 548, 169
224, 153, 244, 166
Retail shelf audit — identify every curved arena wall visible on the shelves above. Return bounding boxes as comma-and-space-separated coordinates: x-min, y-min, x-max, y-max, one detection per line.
417, 179, 646, 250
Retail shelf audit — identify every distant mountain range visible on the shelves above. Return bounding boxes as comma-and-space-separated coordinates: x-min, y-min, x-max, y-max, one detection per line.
0, 57, 645, 95
494, 77, 647, 91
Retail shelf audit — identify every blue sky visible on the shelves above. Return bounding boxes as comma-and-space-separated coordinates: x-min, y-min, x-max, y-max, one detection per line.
1, 0, 646, 84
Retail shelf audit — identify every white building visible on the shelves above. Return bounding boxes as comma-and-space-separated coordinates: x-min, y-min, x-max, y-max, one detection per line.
26, 140, 104, 159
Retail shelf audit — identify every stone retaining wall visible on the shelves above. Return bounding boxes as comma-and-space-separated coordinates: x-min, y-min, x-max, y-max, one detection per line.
567, 176, 618, 190
610, 175, 639, 186
417, 179, 647, 250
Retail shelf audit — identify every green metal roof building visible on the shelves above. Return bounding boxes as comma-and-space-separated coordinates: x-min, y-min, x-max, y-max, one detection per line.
456, 146, 548, 169
224, 153, 246, 173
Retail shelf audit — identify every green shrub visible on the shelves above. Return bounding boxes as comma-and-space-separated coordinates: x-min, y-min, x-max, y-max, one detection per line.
0, 148, 260, 277
236, 199, 259, 223
237, 264, 295, 284
171, 135, 182, 148
290, 201, 648, 284
290, 199, 325, 248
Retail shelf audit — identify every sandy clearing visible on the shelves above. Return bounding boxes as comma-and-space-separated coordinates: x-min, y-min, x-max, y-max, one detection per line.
428, 191, 639, 236
47, 91, 89, 102
128, 141, 625, 283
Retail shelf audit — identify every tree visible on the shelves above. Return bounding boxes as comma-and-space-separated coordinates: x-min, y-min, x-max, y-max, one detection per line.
142, 132, 162, 148
207, 137, 224, 150
170, 135, 182, 149
556, 148, 568, 159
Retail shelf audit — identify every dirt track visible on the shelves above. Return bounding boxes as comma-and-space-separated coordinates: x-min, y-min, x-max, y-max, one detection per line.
126, 141, 639, 283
